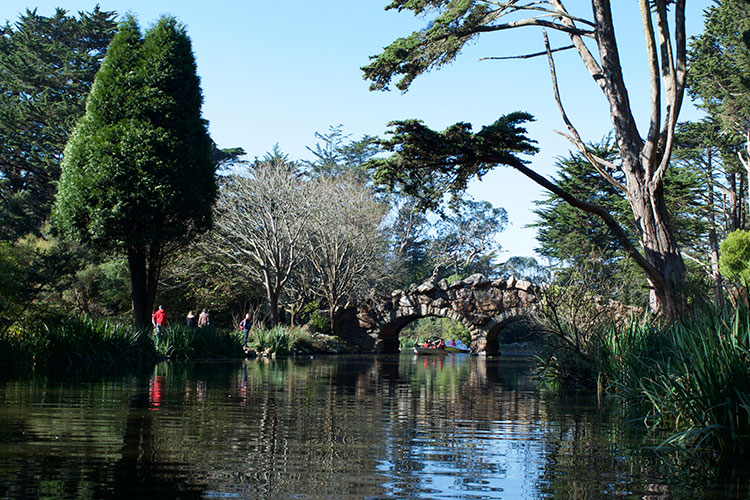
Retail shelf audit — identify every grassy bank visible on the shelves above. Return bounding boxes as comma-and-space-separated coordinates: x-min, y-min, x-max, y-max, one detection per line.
0, 318, 354, 375
0, 316, 156, 373
248, 324, 353, 355
154, 324, 243, 360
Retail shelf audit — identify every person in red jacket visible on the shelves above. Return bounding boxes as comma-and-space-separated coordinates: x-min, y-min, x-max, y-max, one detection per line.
152, 305, 168, 340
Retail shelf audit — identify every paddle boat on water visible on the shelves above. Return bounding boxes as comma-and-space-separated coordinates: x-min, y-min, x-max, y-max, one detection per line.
412, 339, 470, 355
413, 345, 450, 355
444, 339, 470, 354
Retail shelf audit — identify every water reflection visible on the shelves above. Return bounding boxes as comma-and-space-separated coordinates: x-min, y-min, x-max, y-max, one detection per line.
0, 356, 748, 499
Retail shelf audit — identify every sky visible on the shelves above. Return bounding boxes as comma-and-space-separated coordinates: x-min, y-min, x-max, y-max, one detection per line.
3, 1, 713, 260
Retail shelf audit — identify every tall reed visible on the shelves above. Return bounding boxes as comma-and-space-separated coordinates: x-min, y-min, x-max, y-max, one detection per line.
605, 304, 750, 452
251, 325, 316, 355
154, 325, 243, 360
1, 316, 155, 372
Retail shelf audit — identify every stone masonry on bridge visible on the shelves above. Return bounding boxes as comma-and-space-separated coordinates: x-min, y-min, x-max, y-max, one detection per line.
342, 274, 540, 354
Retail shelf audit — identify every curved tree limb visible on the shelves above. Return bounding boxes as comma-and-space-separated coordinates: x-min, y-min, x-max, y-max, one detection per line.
489, 154, 666, 291
479, 43, 574, 61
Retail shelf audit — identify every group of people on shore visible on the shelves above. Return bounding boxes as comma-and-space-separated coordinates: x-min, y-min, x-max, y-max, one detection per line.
151, 306, 211, 339
151, 307, 252, 347
185, 308, 211, 328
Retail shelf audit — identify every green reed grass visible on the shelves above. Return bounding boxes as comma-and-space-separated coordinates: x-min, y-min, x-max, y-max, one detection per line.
154, 325, 243, 360
1, 316, 155, 372
605, 304, 750, 452
251, 325, 314, 355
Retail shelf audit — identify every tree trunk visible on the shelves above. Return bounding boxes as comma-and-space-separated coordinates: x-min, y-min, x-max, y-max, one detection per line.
329, 306, 338, 337
269, 292, 280, 325
128, 248, 151, 329
706, 149, 723, 307
589, 0, 687, 317
624, 167, 686, 317
726, 172, 740, 232
146, 245, 162, 320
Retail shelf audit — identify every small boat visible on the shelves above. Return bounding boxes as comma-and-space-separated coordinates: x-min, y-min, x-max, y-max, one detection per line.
444, 339, 470, 354
413, 346, 450, 355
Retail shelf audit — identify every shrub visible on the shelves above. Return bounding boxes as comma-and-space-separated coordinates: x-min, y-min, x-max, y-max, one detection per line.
1, 316, 155, 372
251, 325, 321, 355
307, 311, 331, 335
719, 230, 750, 284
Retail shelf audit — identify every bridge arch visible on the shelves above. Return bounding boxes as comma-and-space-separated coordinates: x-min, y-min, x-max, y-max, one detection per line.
351, 274, 540, 354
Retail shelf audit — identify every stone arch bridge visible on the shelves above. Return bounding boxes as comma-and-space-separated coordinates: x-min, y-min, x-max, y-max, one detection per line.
339, 274, 540, 354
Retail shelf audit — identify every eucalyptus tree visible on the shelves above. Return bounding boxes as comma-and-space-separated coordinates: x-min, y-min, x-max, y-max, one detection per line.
0, 7, 117, 240
497, 256, 551, 283
304, 125, 380, 182
53, 16, 216, 328
390, 202, 432, 286
363, 0, 691, 317
209, 150, 313, 325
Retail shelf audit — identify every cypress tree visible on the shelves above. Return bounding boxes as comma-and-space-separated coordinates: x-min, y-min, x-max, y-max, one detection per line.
0, 7, 117, 240
53, 16, 216, 327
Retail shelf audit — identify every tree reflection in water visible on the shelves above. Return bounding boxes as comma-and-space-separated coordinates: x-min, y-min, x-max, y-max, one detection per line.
0, 356, 748, 499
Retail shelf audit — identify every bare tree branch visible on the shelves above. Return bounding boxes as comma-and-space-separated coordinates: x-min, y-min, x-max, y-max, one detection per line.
478, 43, 574, 61
544, 31, 627, 193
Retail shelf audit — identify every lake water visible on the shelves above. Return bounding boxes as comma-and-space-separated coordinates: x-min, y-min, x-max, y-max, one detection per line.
0, 355, 748, 499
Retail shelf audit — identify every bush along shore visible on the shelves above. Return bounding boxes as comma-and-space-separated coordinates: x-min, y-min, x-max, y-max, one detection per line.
0, 317, 356, 375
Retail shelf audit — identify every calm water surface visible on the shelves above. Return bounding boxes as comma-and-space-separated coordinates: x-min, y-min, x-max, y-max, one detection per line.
0, 355, 748, 499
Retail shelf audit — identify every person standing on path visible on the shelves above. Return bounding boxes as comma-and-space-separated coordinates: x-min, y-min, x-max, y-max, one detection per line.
152, 305, 168, 340
239, 313, 252, 347
198, 308, 210, 328
186, 310, 196, 328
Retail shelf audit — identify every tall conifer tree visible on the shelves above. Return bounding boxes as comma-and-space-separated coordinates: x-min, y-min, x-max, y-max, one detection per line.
53, 16, 216, 327
0, 7, 117, 240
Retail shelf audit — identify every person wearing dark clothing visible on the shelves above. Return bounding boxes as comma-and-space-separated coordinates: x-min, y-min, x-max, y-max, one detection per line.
239, 313, 252, 347
186, 310, 196, 328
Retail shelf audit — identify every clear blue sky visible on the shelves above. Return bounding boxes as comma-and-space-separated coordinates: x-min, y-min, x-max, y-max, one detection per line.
3, 1, 711, 260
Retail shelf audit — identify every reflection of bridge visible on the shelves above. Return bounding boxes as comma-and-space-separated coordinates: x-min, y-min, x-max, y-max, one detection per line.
339, 274, 539, 354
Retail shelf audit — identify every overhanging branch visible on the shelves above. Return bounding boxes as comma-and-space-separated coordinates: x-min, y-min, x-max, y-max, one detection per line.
487, 154, 666, 291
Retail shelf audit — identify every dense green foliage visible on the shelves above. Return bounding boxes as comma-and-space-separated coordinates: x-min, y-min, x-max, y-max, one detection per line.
154, 325, 243, 361
0, 7, 117, 241
53, 16, 217, 327
0, 316, 155, 373
362, 0, 495, 92
688, 0, 750, 139
369, 113, 538, 212
719, 230, 750, 284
